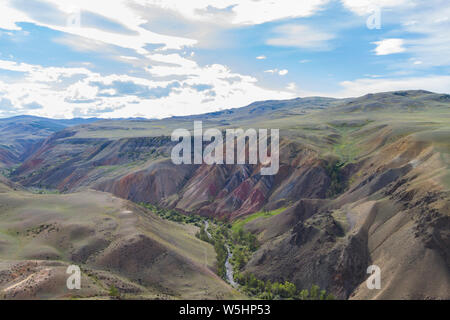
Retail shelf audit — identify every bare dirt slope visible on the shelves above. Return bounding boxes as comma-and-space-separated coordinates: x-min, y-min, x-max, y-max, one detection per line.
243, 130, 449, 299
0, 186, 240, 299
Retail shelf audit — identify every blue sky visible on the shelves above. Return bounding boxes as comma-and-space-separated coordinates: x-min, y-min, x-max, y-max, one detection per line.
0, 0, 449, 118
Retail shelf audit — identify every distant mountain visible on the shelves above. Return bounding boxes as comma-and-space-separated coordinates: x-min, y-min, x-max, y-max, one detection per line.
171, 96, 338, 122
0, 115, 101, 167
0, 98, 339, 167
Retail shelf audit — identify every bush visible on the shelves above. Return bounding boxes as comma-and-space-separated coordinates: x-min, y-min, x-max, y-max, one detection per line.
109, 285, 120, 299
195, 226, 212, 243
139, 202, 203, 224
235, 272, 332, 300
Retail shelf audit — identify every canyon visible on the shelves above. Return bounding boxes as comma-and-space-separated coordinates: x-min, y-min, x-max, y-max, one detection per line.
0, 90, 449, 299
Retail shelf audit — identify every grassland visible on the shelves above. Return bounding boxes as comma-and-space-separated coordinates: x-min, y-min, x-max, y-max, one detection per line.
0, 185, 243, 299
231, 208, 286, 233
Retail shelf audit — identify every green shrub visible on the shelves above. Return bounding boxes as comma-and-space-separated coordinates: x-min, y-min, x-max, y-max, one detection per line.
109, 285, 120, 299
235, 272, 331, 301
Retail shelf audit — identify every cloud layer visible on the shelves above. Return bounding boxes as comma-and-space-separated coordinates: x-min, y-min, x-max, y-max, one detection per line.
0, 0, 449, 118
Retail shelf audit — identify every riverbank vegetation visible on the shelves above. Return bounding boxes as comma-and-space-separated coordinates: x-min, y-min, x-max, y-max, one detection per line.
139, 202, 203, 226
234, 272, 334, 300
231, 207, 286, 233
196, 221, 259, 281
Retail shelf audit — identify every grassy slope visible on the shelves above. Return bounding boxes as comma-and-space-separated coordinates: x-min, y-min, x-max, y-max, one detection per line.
0, 186, 243, 299
231, 208, 286, 233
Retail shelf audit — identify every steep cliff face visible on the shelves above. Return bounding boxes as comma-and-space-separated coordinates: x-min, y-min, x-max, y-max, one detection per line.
0, 139, 45, 167
13, 131, 333, 220
10, 116, 345, 221
96, 159, 198, 205
13, 134, 176, 191
243, 134, 450, 299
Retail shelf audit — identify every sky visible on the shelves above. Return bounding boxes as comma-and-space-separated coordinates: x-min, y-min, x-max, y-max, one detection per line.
0, 0, 449, 119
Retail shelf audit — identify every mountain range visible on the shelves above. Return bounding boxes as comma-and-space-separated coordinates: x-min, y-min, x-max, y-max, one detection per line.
0, 90, 449, 299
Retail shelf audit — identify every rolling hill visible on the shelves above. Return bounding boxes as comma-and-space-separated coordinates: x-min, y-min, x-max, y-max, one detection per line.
0, 90, 449, 299
0, 116, 101, 168
0, 179, 241, 299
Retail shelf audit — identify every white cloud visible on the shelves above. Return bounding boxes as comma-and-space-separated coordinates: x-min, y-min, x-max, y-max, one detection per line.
0, 0, 197, 53
0, 60, 92, 82
264, 69, 288, 76
288, 74, 450, 98
0, 0, 330, 36
256, 55, 267, 60
119, 56, 139, 60
372, 38, 406, 55
138, 0, 330, 25
0, 1, 306, 118
340, 0, 410, 15
0, 2, 29, 30
1, 0, 449, 119
335, 75, 450, 97
287, 82, 297, 91
266, 24, 335, 50
0, 58, 294, 118
399, 2, 450, 67
342, 0, 450, 67
228, 0, 329, 25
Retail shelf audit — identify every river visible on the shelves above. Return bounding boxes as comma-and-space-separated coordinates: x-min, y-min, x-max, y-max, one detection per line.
203, 220, 237, 288
204, 220, 212, 239
225, 244, 238, 288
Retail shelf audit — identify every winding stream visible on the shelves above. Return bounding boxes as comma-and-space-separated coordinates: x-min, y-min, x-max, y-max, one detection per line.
203, 220, 237, 288
225, 244, 238, 288
204, 220, 212, 239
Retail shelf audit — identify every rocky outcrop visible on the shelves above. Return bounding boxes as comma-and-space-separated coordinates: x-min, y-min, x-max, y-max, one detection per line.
13, 130, 333, 220
242, 135, 450, 299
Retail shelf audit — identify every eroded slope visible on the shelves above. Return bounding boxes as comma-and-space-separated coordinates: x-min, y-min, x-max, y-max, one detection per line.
0, 185, 240, 299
